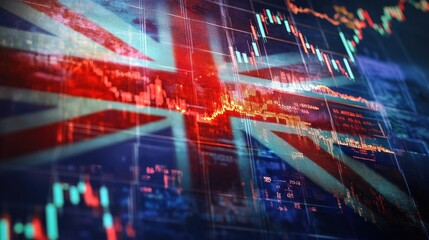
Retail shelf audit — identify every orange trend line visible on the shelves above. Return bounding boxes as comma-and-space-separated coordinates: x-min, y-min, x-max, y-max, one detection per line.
286, 0, 341, 26
286, 0, 429, 33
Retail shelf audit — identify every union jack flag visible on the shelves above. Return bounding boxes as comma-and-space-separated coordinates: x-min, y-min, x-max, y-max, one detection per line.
0, 0, 425, 239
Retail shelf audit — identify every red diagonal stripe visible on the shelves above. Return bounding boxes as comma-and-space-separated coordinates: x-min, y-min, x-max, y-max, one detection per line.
272, 131, 408, 220
26, 0, 152, 61
0, 110, 164, 160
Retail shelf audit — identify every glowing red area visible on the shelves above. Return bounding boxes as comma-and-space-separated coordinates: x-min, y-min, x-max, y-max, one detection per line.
83, 180, 100, 208
0, 110, 164, 160
32, 217, 47, 240
106, 226, 117, 240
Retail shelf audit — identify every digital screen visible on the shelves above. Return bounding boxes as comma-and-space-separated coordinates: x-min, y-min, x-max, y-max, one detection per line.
0, 0, 429, 239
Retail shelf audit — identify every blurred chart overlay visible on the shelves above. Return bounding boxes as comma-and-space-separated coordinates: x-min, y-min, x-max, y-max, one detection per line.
1, 0, 429, 239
